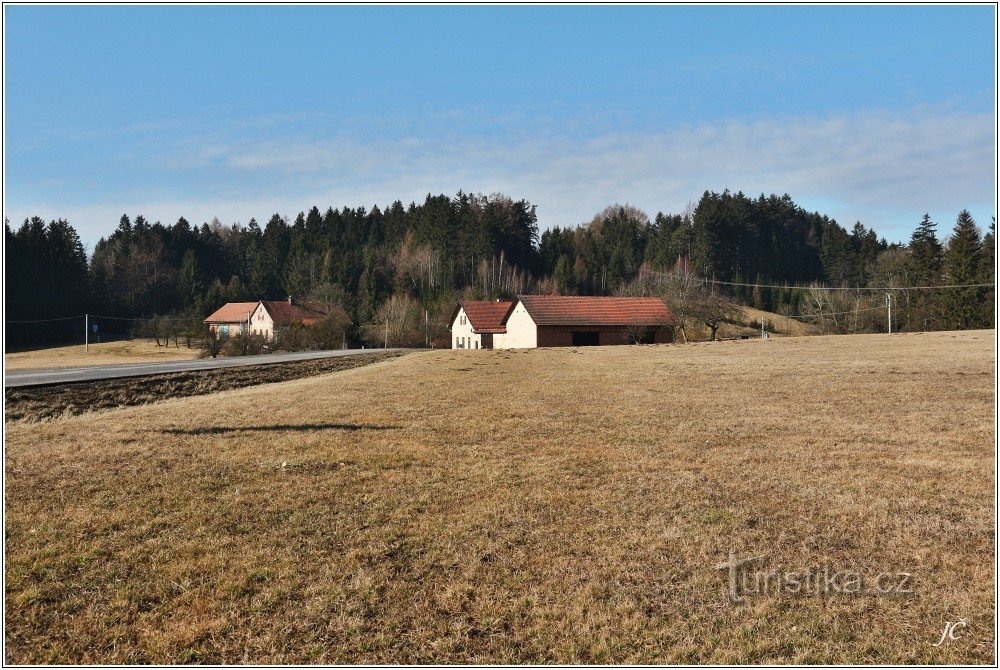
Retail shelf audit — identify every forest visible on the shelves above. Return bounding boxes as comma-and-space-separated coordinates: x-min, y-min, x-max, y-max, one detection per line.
5, 190, 995, 349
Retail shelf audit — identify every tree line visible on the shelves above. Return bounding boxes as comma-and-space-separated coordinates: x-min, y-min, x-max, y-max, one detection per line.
5, 190, 994, 349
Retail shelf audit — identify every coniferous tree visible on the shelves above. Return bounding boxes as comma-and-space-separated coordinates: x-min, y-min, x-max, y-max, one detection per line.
943, 210, 986, 330
980, 218, 995, 328
909, 214, 944, 284
177, 249, 202, 306
907, 214, 944, 329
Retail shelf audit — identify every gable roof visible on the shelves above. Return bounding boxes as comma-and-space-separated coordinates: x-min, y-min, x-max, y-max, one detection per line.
452, 300, 514, 334
259, 300, 328, 326
510, 295, 678, 327
204, 302, 260, 324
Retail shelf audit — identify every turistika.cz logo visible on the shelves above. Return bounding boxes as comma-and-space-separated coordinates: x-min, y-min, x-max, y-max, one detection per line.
715, 549, 914, 603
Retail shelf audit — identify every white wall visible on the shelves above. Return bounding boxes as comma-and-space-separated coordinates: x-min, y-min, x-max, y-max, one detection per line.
250, 303, 276, 340
450, 307, 482, 349
496, 302, 537, 349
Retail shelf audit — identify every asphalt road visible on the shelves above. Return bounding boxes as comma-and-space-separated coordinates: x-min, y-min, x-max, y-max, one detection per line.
4, 348, 401, 388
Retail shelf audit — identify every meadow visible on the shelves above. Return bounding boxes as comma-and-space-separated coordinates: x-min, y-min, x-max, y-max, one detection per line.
4, 330, 995, 663
5, 339, 199, 370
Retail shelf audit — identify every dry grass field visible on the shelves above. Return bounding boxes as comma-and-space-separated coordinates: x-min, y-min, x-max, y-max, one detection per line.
5, 339, 199, 370
4, 330, 995, 663
5, 352, 404, 422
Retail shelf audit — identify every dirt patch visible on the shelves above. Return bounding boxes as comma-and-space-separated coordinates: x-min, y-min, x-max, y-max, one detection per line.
5, 351, 405, 422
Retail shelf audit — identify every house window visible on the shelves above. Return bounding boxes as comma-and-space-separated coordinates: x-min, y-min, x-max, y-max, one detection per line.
474, 341, 479, 349
460, 315, 466, 325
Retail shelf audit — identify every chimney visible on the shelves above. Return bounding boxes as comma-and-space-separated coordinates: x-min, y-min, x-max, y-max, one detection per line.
287, 295, 293, 305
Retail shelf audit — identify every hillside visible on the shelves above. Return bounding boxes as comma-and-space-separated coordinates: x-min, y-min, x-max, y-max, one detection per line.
684, 304, 822, 341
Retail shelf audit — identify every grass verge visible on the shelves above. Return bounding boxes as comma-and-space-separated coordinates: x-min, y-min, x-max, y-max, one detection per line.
5, 351, 406, 422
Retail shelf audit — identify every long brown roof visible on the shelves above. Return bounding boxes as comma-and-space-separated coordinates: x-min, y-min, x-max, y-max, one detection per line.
455, 300, 514, 334
260, 300, 327, 326
204, 302, 259, 323
511, 295, 678, 326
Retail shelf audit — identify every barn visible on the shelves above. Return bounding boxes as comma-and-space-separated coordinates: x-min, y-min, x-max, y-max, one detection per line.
500, 295, 677, 348
449, 295, 678, 349
450, 300, 513, 349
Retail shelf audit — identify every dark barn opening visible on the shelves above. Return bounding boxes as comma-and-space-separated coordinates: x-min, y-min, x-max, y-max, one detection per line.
637, 329, 656, 344
572, 331, 600, 346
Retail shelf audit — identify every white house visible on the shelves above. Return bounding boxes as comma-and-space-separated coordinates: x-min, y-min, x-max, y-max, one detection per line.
449, 300, 513, 350
247, 298, 327, 340
205, 298, 328, 340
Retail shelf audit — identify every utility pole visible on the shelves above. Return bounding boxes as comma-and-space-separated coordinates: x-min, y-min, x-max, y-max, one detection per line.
761, 317, 766, 340
425, 309, 429, 347
85, 313, 89, 352
384, 319, 388, 349
885, 293, 893, 334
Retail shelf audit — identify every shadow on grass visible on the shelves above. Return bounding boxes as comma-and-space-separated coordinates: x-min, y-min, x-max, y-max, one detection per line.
160, 423, 398, 435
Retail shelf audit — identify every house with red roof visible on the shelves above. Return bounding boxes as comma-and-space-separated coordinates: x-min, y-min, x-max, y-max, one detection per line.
203, 301, 259, 337
450, 299, 513, 350
450, 295, 678, 349
205, 298, 328, 340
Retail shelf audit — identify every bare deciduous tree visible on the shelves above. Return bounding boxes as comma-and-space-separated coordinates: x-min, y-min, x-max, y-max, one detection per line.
658, 256, 702, 343
693, 286, 734, 341
364, 294, 424, 347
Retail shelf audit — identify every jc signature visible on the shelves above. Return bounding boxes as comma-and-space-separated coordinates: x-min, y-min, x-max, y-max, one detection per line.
931, 619, 967, 647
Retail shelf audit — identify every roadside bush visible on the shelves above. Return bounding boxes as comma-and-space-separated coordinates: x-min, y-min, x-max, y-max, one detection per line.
223, 332, 267, 357
308, 314, 351, 350
273, 323, 309, 352
199, 328, 225, 358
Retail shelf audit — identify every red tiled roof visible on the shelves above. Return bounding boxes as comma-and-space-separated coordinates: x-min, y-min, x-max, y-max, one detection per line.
260, 300, 328, 326
455, 300, 513, 334
511, 295, 678, 326
204, 302, 259, 323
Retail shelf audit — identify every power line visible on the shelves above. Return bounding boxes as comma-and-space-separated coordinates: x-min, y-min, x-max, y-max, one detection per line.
641, 267, 995, 292
779, 305, 887, 321
5, 315, 83, 324
6, 313, 196, 324
87, 313, 194, 322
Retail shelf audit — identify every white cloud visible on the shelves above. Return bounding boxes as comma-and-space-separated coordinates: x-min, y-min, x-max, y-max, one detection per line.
6, 108, 995, 246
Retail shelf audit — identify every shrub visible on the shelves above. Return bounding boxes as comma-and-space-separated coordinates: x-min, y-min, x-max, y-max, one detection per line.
223, 332, 267, 357
308, 314, 351, 350
199, 328, 225, 358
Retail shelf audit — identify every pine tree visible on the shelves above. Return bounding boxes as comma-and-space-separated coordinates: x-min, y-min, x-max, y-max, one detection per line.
177, 250, 202, 306
981, 218, 995, 327
553, 254, 576, 295
909, 214, 943, 284
943, 210, 986, 330
907, 214, 944, 329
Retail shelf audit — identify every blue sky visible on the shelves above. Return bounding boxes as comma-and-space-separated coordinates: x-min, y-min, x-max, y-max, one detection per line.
4, 5, 996, 247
